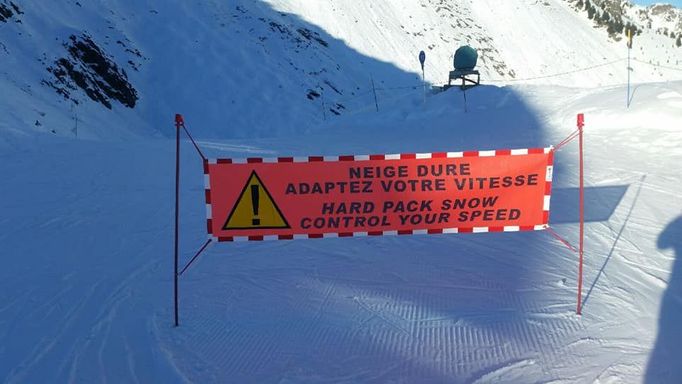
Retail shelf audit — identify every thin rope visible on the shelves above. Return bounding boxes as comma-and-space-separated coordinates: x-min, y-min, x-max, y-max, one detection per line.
179, 238, 213, 276
631, 58, 682, 73
180, 123, 208, 162
487, 58, 627, 83
546, 226, 578, 253
555, 128, 581, 151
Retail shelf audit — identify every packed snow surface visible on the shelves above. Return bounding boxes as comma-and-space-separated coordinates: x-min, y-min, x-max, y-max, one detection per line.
2, 82, 682, 383
1, 0, 682, 383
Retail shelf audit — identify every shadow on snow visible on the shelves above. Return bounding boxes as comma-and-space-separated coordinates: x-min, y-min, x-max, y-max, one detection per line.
170, 2, 626, 383
645, 216, 682, 383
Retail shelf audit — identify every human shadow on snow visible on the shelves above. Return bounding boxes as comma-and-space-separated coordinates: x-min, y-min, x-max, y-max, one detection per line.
645, 216, 682, 383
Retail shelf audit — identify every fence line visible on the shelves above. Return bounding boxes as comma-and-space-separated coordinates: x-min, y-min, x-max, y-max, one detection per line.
631, 58, 682, 72
486, 58, 627, 83
316, 57, 682, 119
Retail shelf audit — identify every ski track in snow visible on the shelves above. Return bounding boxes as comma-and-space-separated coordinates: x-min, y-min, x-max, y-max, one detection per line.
1, 0, 682, 379
0, 140, 189, 383
1, 82, 681, 383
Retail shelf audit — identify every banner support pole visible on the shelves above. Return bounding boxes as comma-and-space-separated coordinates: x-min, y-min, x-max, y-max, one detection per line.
577, 113, 585, 315
174, 114, 183, 327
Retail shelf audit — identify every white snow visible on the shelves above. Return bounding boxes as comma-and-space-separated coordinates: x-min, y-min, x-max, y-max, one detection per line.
1, 0, 682, 383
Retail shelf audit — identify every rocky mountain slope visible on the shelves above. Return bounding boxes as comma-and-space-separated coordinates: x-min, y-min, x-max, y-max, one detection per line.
0, 0, 680, 141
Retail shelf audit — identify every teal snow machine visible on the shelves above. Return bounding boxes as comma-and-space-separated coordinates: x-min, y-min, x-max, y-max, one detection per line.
448, 46, 480, 90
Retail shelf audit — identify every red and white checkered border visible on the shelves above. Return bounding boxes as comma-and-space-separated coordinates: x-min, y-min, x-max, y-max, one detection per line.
204, 147, 550, 165
203, 146, 554, 242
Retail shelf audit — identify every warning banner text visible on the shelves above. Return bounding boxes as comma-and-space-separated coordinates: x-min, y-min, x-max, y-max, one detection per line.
205, 149, 554, 240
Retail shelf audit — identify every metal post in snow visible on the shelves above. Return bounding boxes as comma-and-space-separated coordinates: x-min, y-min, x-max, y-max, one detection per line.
173, 115, 181, 327
419, 50, 426, 104
371, 76, 379, 112
462, 89, 468, 113
627, 29, 632, 108
577, 113, 585, 315
627, 47, 630, 108
70, 102, 78, 137
422, 67, 426, 104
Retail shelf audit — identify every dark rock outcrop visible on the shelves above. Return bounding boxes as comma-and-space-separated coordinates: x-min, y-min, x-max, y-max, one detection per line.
0, 1, 22, 23
45, 35, 138, 109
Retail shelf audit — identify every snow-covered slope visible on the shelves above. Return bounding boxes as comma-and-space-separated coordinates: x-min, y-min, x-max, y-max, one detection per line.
1, 0, 682, 141
2, 80, 682, 383
2, 0, 682, 383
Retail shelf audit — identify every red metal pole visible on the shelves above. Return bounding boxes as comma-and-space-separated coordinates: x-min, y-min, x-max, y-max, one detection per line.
174, 114, 183, 327
577, 113, 585, 315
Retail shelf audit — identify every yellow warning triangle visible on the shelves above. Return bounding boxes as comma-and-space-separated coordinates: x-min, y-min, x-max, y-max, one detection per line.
223, 171, 290, 230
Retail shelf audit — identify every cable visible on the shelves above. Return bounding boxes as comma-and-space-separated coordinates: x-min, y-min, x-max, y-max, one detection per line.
321, 56, 682, 117
631, 58, 682, 72
486, 58, 627, 83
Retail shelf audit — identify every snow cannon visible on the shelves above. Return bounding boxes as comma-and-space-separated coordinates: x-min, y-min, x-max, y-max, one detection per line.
448, 46, 480, 90
453, 46, 478, 71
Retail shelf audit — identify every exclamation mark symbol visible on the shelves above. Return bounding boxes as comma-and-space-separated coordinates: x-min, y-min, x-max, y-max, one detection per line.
251, 185, 260, 226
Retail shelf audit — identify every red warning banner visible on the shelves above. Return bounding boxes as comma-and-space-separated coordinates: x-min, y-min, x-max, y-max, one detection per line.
204, 148, 554, 241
